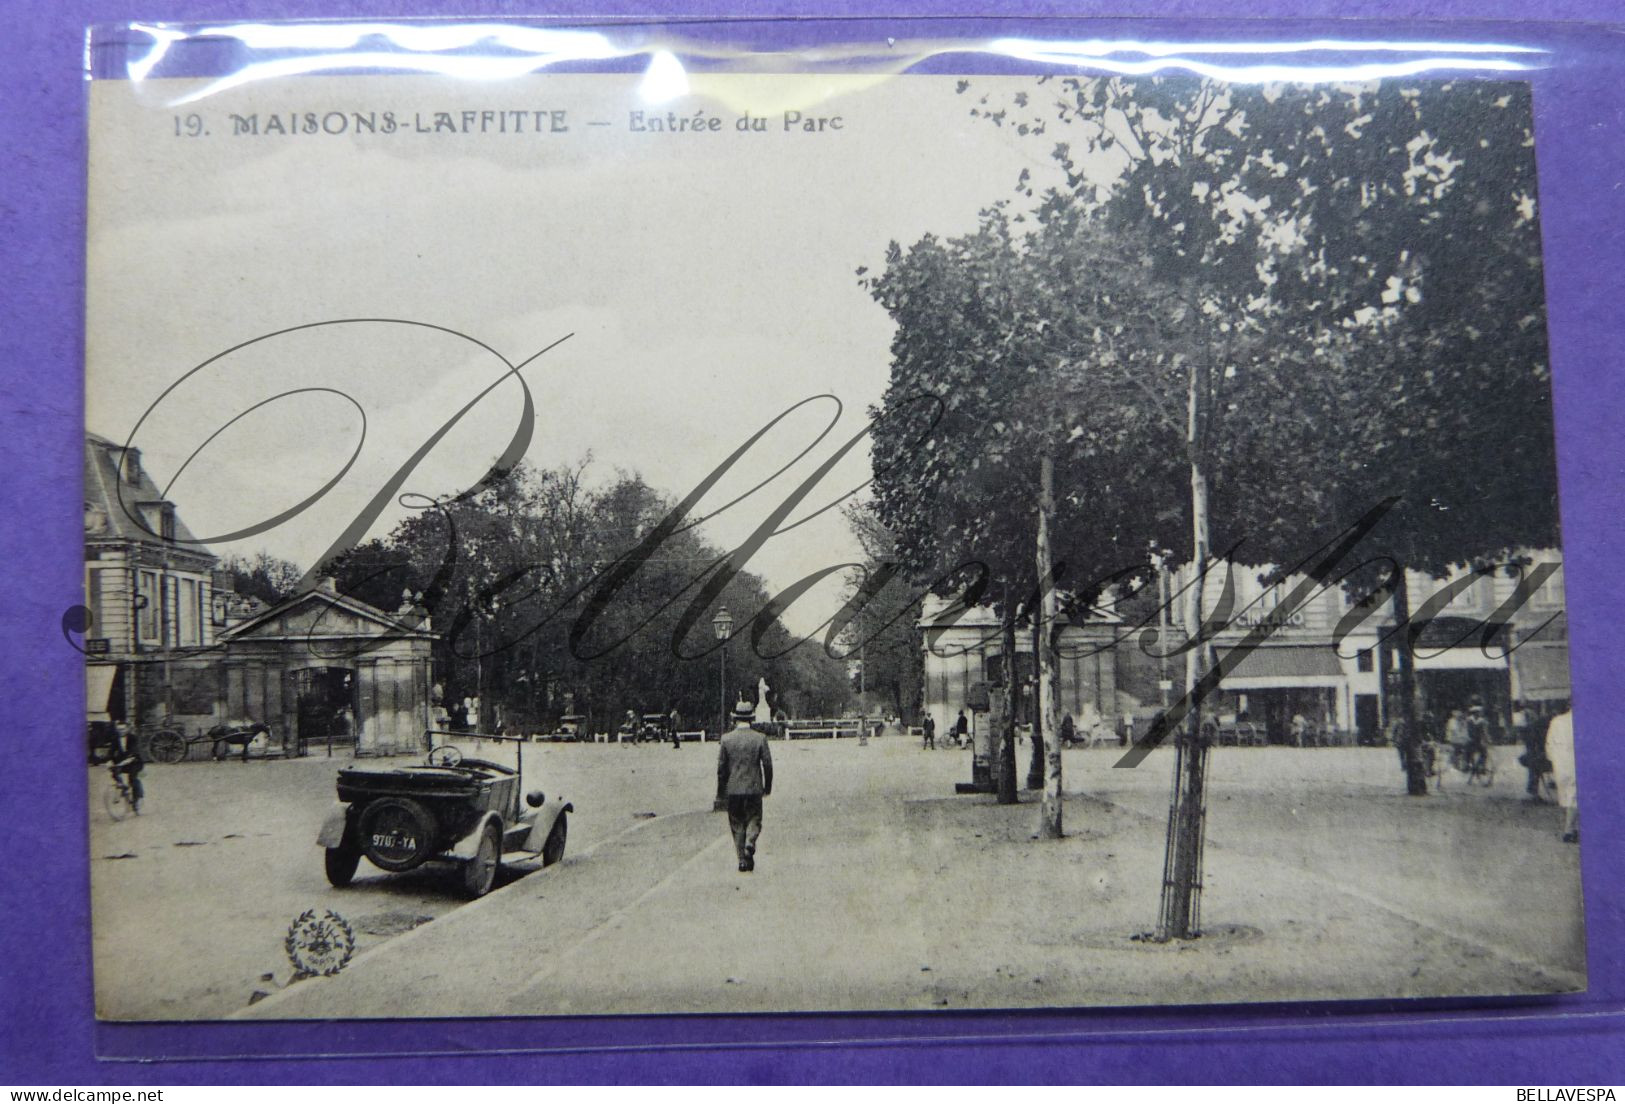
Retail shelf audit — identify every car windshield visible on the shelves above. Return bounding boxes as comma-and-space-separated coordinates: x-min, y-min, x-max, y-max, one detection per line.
425, 731, 525, 776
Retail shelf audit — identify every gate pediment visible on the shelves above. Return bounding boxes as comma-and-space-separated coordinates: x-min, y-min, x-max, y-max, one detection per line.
221, 589, 431, 644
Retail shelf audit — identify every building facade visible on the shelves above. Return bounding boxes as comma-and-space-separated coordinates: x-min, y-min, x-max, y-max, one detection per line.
919, 596, 1122, 745
207, 580, 436, 756
84, 433, 219, 728
918, 550, 1570, 750
85, 432, 437, 757
1177, 553, 1569, 744
1387, 556, 1569, 741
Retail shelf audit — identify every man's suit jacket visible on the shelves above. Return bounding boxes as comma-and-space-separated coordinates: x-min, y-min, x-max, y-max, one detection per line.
717, 724, 774, 797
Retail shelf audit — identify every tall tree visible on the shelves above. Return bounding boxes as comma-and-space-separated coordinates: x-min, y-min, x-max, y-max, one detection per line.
865, 204, 1188, 829
958, 80, 1371, 881
841, 501, 926, 722
1311, 84, 1557, 794
963, 76, 1558, 933
865, 215, 1039, 805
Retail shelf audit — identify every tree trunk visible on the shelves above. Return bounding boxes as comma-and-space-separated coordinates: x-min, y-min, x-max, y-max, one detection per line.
1027, 612, 1044, 790
1159, 356, 1215, 941
1036, 450, 1064, 837
997, 602, 1019, 805
1394, 571, 1427, 795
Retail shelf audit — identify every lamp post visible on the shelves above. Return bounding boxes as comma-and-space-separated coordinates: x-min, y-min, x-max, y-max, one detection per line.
712, 606, 733, 737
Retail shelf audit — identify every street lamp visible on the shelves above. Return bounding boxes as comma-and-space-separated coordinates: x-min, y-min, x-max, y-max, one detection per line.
712, 606, 733, 737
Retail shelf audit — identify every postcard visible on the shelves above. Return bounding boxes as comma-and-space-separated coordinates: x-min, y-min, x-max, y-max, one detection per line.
83, 39, 1581, 1019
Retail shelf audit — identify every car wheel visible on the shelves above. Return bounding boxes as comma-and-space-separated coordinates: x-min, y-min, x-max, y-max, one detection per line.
541, 812, 568, 867
147, 730, 186, 764
358, 797, 437, 872
461, 822, 501, 899
324, 845, 361, 887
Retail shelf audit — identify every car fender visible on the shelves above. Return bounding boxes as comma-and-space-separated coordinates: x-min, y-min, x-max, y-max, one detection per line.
448, 811, 504, 861
316, 803, 351, 848
520, 795, 572, 853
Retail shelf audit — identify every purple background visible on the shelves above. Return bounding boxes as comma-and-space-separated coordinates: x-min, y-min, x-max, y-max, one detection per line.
5, 2, 1623, 1085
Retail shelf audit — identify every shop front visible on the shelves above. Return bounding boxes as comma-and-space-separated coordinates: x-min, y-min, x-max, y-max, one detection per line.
1509, 612, 1571, 743
1213, 644, 1350, 745
1388, 616, 1515, 743
86, 663, 123, 724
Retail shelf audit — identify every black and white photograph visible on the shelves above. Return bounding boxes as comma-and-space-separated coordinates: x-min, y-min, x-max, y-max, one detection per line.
81, 59, 1581, 1020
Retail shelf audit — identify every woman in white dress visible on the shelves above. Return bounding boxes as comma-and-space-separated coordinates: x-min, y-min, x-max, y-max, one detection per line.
1545, 710, 1578, 843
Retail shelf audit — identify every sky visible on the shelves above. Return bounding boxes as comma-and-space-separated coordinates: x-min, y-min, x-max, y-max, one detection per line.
86, 69, 1069, 634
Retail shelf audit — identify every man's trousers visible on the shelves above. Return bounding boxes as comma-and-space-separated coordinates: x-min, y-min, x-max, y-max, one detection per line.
726, 794, 763, 861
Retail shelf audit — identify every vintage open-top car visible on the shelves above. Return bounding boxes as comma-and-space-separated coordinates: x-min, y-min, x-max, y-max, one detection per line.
317, 732, 572, 898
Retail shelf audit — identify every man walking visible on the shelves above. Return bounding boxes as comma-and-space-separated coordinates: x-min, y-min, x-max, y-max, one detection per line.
717, 699, 773, 872
1465, 698, 1492, 775
922, 714, 935, 750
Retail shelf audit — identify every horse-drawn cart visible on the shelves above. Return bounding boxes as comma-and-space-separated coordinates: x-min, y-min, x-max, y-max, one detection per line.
143, 720, 278, 763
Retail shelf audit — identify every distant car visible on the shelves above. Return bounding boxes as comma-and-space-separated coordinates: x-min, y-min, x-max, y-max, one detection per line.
548, 714, 588, 742
317, 734, 572, 898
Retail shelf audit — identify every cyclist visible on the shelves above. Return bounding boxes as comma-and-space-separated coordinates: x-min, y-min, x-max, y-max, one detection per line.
101, 721, 145, 813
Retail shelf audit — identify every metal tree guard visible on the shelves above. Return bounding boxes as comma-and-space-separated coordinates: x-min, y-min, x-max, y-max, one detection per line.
1157, 716, 1212, 940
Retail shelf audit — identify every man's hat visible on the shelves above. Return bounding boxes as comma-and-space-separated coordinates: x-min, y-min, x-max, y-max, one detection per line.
732, 699, 755, 720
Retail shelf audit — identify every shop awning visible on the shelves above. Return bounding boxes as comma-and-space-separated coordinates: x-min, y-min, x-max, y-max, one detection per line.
1413, 647, 1509, 671
1219, 645, 1344, 688
86, 664, 118, 721
1514, 645, 1572, 702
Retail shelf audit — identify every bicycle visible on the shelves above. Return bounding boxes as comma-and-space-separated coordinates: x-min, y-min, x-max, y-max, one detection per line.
1440, 740, 1495, 788
102, 763, 143, 820
1417, 739, 1444, 792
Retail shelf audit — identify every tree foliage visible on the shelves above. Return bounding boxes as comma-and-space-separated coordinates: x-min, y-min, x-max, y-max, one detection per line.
840, 500, 926, 720
328, 458, 851, 732
972, 76, 1556, 578
870, 74, 1560, 839
863, 205, 1186, 617
217, 550, 306, 605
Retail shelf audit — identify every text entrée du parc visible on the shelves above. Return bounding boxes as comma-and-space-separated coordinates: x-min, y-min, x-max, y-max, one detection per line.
198, 107, 845, 140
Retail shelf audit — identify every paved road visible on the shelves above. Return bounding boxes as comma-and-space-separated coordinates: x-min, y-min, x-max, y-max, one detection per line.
89, 737, 723, 1019
237, 739, 1583, 1019
93, 734, 930, 1018
88, 736, 1584, 1020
